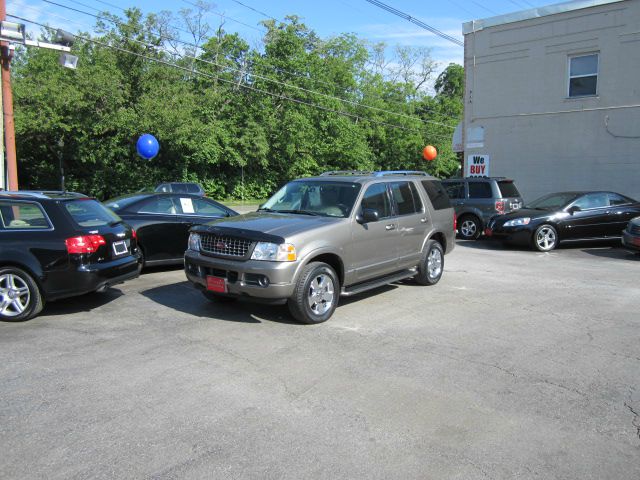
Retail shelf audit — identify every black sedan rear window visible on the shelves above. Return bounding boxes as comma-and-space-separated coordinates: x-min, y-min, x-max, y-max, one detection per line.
64, 199, 121, 227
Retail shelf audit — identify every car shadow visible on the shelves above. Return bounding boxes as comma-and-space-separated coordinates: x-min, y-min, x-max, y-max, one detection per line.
139, 281, 300, 325
140, 281, 402, 324
580, 246, 640, 261
39, 288, 125, 317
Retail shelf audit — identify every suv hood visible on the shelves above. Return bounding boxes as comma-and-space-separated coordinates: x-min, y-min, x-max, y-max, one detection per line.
193, 211, 342, 241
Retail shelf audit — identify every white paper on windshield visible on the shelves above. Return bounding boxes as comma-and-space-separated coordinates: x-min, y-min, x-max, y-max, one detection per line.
180, 197, 195, 213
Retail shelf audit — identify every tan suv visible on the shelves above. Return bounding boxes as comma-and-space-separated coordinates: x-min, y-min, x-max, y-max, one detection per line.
184, 171, 456, 324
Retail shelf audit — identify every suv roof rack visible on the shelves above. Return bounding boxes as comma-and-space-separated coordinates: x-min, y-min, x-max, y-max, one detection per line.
373, 170, 428, 177
320, 170, 374, 176
320, 170, 429, 177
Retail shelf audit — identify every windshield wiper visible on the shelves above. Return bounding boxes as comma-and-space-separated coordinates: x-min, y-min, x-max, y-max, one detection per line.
257, 207, 276, 212
277, 209, 321, 216
109, 219, 124, 226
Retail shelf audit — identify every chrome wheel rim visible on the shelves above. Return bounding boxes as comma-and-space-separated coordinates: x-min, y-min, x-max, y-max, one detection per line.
0, 273, 30, 317
460, 220, 477, 237
307, 273, 334, 316
536, 227, 556, 251
427, 248, 443, 279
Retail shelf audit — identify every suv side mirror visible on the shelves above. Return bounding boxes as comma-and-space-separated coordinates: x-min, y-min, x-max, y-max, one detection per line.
356, 208, 379, 224
567, 205, 581, 214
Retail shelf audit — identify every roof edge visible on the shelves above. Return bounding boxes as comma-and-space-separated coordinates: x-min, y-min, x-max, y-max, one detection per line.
462, 0, 627, 35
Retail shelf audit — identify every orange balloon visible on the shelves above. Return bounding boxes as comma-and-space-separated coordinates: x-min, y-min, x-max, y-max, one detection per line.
422, 145, 437, 161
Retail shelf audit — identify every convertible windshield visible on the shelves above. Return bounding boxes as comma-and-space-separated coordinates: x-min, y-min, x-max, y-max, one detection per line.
260, 181, 361, 218
526, 193, 581, 210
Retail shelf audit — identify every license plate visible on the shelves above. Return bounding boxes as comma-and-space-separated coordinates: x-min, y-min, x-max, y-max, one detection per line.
112, 240, 128, 256
206, 276, 227, 293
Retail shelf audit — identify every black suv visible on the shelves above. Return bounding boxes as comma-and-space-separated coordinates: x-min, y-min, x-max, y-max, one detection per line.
0, 191, 140, 321
442, 177, 523, 240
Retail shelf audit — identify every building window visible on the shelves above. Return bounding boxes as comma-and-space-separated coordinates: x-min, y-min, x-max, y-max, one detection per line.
568, 53, 598, 97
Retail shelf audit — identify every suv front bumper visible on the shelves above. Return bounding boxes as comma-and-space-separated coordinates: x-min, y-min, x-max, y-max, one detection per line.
184, 250, 299, 301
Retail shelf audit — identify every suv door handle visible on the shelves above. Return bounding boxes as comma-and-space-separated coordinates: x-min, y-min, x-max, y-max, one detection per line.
420, 217, 428, 223
385, 224, 396, 231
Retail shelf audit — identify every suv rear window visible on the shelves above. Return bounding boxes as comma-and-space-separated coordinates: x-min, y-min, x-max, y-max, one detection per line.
421, 180, 451, 210
497, 181, 520, 198
468, 182, 492, 199
64, 199, 121, 227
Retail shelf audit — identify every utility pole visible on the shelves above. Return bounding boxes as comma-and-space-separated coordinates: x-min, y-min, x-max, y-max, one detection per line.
0, 0, 17, 190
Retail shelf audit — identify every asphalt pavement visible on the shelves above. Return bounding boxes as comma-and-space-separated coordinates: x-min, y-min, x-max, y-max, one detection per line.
1, 240, 639, 479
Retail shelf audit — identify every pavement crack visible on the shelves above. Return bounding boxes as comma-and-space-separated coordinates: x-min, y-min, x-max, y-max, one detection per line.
624, 401, 640, 442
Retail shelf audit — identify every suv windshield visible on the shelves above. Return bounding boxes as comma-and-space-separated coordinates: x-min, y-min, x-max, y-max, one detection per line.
527, 193, 580, 210
497, 181, 521, 198
64, 199, 122, 227
260, 181, 361, 218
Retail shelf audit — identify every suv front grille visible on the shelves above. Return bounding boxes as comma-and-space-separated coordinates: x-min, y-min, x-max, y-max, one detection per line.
200, 234, 252, 257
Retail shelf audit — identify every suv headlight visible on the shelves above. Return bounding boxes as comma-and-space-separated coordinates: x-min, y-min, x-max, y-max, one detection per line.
251, 242, 297, 261
503, 217, 531, 227
188, 233, 201, 251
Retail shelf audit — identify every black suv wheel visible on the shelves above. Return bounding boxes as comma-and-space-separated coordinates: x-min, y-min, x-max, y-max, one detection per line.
0, 267, 44, 322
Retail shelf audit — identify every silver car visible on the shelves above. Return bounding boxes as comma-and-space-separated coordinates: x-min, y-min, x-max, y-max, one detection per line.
184, 171, 456, 324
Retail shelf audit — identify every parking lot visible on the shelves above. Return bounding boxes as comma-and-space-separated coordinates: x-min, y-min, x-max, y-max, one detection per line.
1, 240, 639, 479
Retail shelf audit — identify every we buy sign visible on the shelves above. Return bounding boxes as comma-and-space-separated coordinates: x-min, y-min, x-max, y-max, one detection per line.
466, 155, 490, 177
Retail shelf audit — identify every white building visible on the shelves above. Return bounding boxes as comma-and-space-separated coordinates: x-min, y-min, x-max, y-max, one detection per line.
461, 0, 640, 201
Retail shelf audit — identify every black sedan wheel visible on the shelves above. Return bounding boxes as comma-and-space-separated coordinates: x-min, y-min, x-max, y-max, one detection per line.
0, 267, 44, 321
533, 224, 558, 252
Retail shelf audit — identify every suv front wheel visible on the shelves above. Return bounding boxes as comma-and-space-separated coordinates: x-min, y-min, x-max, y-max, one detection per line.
288, 262, 339, 324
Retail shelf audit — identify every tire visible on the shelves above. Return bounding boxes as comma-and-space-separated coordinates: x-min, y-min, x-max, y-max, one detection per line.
415, 240, 444, 286
288, 262, 339, 324
202, 291, 237, 303
533, 224, 558, 252
0, 267, 44, 322
458, 214, 481, 240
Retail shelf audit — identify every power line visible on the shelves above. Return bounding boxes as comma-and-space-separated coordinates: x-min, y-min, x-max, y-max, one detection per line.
35, 0, 458, 129
363, 0, 464, 47
81, 0, 462, 121
9, 14, 455, 141
229, 0, 277, 21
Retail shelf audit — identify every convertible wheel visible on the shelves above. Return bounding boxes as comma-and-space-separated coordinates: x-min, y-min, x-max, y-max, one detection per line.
533, 224, 558, 252
288, 262, 338, 324
415, 240, 444, 286
0, 267, 44, 322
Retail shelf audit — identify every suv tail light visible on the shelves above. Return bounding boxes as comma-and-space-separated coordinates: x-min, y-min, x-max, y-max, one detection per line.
66, 235, 106, 254
131, 229, 137, 239
495, 200, 506, 214
453, 212, 457, 232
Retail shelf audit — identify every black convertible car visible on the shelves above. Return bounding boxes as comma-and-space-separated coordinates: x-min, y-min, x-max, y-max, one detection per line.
105, 192, 238, 267
485, 191, 640, 251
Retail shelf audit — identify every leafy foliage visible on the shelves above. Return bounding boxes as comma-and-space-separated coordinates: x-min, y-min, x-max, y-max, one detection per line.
12, 10, 463, 200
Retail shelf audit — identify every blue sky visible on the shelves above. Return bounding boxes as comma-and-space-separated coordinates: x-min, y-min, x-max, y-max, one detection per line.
10, 0, 558, 77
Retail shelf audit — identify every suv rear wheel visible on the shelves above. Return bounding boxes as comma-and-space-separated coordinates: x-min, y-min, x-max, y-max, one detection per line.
288, 262, 339, 324
458, 214, 481, 240
0, 267, 44, 322
415, 240, 444, 285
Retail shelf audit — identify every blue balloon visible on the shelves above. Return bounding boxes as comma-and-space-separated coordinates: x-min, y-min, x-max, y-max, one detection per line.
136, 134, 160, 160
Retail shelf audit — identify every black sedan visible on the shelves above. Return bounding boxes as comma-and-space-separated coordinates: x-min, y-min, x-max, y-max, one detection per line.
104, 192, 238, 267
622, 216, 640, 253
485, 191, 640, 251
0, 191, 140, 321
